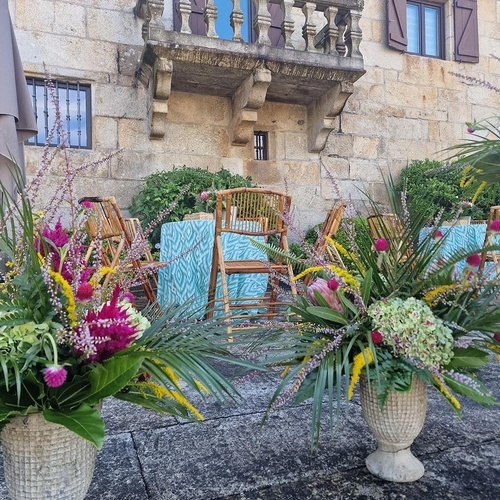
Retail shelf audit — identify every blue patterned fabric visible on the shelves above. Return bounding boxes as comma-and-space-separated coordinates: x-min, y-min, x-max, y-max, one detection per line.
158, 220, 268, 317
420, 224, 487, 275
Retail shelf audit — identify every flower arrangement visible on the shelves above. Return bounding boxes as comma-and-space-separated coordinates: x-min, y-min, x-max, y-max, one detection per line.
0, 94, 251, 450
262, 175, 500, 446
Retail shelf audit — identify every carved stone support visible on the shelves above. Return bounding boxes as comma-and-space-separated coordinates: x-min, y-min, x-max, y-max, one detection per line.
204, 0, 218, 38
323, 7, 339, 55
252, 0, 271, 46
282, 0, 295, 49
230, 65, 272, 146
149, 0, 165, 27
346, 10, 363, 58
302, 3, 317, 52
149, 58, 173, 139
307, 81, 353, 152
230, 0, 244, 42
178, 0, 192, 34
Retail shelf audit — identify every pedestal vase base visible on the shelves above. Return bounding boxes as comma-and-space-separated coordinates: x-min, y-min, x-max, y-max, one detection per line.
365, 447, 424, 483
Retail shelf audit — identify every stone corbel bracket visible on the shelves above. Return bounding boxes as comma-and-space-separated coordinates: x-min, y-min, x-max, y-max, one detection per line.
148, 57, 173, 140
230, 65, 272, 146
307, 81, 353, 152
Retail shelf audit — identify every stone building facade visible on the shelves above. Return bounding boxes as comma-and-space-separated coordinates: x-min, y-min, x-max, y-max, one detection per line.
10, 0, 500, 232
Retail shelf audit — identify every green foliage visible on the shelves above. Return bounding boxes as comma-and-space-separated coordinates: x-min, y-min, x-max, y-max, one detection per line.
129, 166, 254, 246
395, 158, 500, 221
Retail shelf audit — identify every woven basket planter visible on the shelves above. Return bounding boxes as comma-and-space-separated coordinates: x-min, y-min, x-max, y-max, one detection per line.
0, 413, 97, 500
359, 376, 427, 482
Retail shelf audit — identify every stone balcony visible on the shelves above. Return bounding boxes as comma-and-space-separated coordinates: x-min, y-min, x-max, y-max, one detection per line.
134, 0, 365, 152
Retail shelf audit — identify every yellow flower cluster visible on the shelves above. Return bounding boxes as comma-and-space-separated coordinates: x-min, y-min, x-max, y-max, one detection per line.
423, 284, 461, 307
49, 270, 77, 326
432, 375, 461, 410
89, 266, 115, 287
325, 236, 364, 272
293, 264, 358, 290
347, 347, 374, 400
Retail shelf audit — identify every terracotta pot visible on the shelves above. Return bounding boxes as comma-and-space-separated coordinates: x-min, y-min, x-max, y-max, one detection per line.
0, 413, 97, 500
359, 375, 427, 482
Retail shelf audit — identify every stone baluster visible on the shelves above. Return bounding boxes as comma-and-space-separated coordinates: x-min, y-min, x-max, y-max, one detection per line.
302, 3, 317, 52
252, 0, 271, 46
148, 0, 165, 28
323, 6, 339, 55
346, 9, 363, 58
231, 0, 245, 42
204, 0, 218, 38
336, 20, 347, 56
178, 0, 192, 34
281, 0, 295, 49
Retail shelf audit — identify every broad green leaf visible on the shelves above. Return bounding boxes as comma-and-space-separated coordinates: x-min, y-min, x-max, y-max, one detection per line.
43, 404, 105, 449
442, 374, 497, 407
87, 356, 145, 404
305, 306, 348, 325
446, 347, 490, 371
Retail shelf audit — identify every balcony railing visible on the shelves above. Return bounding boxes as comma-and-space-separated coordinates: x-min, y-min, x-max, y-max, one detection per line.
134, 0, 365, 151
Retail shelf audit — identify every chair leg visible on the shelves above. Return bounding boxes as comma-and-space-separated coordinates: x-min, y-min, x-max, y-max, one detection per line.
207, 236, 221, 320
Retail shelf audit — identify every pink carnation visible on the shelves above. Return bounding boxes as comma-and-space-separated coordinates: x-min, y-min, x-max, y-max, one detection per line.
200, 191, 210, 201
43, 366, 68, 387
375, 238, 389, 252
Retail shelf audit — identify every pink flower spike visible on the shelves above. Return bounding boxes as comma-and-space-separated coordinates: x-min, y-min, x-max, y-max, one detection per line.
43, 366, 68, 387
375, 238, 389, 252
489, 219, 500, 233
371, 330, 383, 345
432, 230, 443, 239
466, 254, 481, 267
200, 191, 210, 201
327, 279, 339, 291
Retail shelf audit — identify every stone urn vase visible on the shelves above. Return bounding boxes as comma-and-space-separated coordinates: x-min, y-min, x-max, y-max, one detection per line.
0, 413, 97, 500
359, 376, 427, 482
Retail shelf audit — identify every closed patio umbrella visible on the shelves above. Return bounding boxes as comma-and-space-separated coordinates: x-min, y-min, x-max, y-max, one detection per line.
0, 0, 37, 199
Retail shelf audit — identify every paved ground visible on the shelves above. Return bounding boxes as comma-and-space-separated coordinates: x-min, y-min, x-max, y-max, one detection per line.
0, 360, 498, 499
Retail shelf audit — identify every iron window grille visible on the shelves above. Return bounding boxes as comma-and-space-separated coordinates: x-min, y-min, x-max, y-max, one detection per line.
254, 131, 268, 160
25, 78, 92, 149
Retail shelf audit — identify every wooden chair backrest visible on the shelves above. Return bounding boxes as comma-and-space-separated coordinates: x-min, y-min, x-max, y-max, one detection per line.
214, 188, 292, 241
480, 205, 500, 271
367, 213, 403, 240
314, 203, 346, 253
123, 217, 155, 262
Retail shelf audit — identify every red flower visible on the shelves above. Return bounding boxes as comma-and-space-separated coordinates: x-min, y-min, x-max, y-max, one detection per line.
200, 191, 210, 201
489, 220, 500, 233
43, 365, 68, 387
466, 127, 475, 134
76, 282, 93, 301
307, 278, 342, 312
371, 330, 383, 345
466, 254, 481, 267
432, 230, 443, 239
327, 279, 339, 291
375, 238, 389, 252
80, 200, 93, 209
494, 333, 500, 343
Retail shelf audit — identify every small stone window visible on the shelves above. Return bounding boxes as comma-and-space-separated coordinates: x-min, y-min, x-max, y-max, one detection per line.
253, 131, 268, 160
25, 78, 92, 148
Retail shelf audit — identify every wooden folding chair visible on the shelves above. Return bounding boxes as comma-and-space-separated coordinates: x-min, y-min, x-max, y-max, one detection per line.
206, 188, 296, 331
303, 203, 346, 285
479, 206, 500, 275
79, 196, 159, 304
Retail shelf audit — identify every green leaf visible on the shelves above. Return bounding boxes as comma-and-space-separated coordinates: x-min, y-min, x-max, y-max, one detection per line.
442, 374, 497, 407
446, 347, 490, 371
86, 356, 145, 404
305, 306, 348, 325
43, 404, 105, 449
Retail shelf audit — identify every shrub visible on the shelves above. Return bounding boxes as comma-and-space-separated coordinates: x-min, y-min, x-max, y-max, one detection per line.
395, 158, 500, 221
129, 166, 254, 247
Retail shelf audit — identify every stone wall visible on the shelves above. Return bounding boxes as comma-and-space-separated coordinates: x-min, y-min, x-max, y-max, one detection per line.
11, 0, 500, 235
